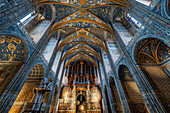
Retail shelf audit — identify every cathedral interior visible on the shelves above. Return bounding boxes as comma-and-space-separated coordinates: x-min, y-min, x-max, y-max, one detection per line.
0, 0, 169, 113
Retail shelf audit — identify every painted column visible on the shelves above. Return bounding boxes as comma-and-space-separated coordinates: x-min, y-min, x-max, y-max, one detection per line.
99, 53, 117, 113
44, 50, 64, 113
0, 21, 55, 112
104, 41, 131, 113
112, 23, 167, 112
52, 60, 66, 113
96, 66, 108, 113
128, 0, 169, 42
44, 31, 61, 78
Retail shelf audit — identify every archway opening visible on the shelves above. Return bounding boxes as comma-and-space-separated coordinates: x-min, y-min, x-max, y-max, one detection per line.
0, 35, 26, 96
134, 38, 170, 111
119, 65, 149, 113
110, 77, 123, 112
18, 5, 53, 44
9, 64, 44, 113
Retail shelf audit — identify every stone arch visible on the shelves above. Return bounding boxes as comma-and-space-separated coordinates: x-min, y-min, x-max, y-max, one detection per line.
118, 65, 149, 113
0, 34, 27, 96
131, 34, 169, 64
133, 37, 170, 111
109, 76, 123, 112
20, 4, 55, 44
162, 0, 170, 19
9, 64, 44, 113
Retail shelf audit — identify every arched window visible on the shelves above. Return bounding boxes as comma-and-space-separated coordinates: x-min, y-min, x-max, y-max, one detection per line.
135, 0, 152, 6
18, 5, 53, 44
126, 13, 144, 30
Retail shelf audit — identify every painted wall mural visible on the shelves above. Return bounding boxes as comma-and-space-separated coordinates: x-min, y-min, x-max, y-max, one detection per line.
0, 35, 26, 61
58, 86, 75, 112
114, 22, 133, 46
107, 38, 121, 63
135, 38, 170, 64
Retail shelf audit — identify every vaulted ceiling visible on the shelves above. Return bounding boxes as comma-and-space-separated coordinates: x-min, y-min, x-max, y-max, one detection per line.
34, 0, 130, 67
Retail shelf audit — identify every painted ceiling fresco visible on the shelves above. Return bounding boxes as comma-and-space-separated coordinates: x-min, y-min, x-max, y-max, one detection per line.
0, 35, 26, 61
135, 38, 170, 64
35, 0, 129, 67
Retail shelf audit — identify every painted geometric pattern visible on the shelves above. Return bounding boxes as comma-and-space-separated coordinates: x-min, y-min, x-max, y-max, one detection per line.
0, 35, 26, 61
64, 30, 102, 42
59, 21, 105, 29
107, 39, 121, 63
15, 83, 36, 102
86, 6, 112, 23
59, 10, 105, 24
135, 38, 169, 64
133, 103, 149, 113
9, 104, 24, 113
103, 54, 112, 73
87, 28, 105, 40
9, 82, 37, 113
53, 4, 80, 22
54, 0, 111, 7
28, 64, 44, 78
114, 22, 133, 46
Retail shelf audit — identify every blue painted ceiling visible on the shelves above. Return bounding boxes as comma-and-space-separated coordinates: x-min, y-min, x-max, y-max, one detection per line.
37, 0, 126, 66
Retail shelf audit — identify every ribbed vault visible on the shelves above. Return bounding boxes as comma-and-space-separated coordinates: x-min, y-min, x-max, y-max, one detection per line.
33, 0, 129, 69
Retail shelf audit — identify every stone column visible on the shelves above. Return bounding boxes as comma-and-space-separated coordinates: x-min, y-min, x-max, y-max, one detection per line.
44, 50, 64, 113
0, 21, 55, 112
104, 40, 131, 113
112, 23, 167, 112
96, 66, 108, 113
128, 0, 169, 42
98, 54, 117, 113
52, 60, 66, 113
44, 31, 61, 78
